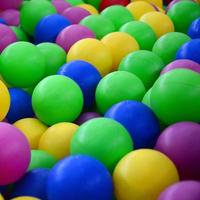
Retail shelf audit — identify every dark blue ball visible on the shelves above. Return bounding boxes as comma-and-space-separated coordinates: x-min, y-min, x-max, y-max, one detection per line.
188, 17, 200, 39
6, 88, 34, 123
35, 14, 71, 43
0, 18, 7, 25
105, 100, 160, 149
57, 60, 101, 108
47, 155, 113, 200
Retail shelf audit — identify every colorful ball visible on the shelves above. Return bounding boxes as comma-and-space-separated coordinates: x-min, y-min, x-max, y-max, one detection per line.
77, 4, 99, 15
52, 0, 71, 14
131, 0, 163, 8
75, 112, 101, 125
0, 0, 22, 10
11, 197, 40, 200
0, 18, 6, 25
85, 0, 101, 9
11, 26, 28, 41
66, 0, 84, 6
0, 195, 3, 200
100, 0, 130, 11
0, 9, 19, 26
188, 17, 200, 39
142, 87, 152, 108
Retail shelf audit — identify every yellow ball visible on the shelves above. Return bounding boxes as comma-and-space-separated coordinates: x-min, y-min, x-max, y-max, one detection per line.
77, 4, 99, 15
39, 122, 78, 160
67, 38, 113, 76
131, 0, 163, 8
113, 149, 179, 200
11, 197, 40, 200
0, 194, 4, 200
14, 118, 48, 149
127, 1, 156, 20
101, 32, 139, 71
140, 12, 174, 38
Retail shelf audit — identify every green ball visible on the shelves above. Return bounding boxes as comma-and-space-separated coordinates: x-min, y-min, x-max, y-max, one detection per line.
152, 32, 191, 65
101, 5, 134, 30
0, 41, 46, 88
120, 21, 157, 50
11, 26, 28, 41
70, 118, 133, 171
119, 50, 164, 89
20, 0, 56, 35
28, 150, 57, 171
37, 43, 66, 76
96, 71, 146, 113
85, 0, 101, 9
65, 0, 84, 6
80, 15, 115, 39
151, 69, 200, 125
142, 88, 152, 108
167, 1, 200, 33
32, 75, 83, 125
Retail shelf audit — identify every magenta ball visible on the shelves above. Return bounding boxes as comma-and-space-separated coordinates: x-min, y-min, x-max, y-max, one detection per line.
75, 112, 101, 125
0, 24, 17, 53
0, 122, 31, 185
0, 0, 22, 10
56, 24, 95, 52
0, 9, 19, 26
155, 122, 200, 181
161, 59, 200, 75
52, 0, 71, 14
158, 181, 200, 200
62, 7, 90, 24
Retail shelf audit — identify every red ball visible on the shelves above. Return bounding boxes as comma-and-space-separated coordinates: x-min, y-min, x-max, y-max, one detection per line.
100, 0, 130, 11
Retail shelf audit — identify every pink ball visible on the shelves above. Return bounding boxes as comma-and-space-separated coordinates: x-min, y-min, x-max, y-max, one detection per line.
0, 0, 22, 10
0, 9, 19, 26
52, 0, 71, 14
62, 7, 90, 24
56, 24, 95, 52
0, 122, 31, 185
0, 24, 17, 53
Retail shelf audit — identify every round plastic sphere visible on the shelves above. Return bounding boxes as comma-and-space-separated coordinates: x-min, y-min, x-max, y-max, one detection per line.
37, 42, 66, 76
119, 50, 164, 89
0, 24, 17, 53
167, 1, 200, 33
142, 87, 152, 108
11, 169, 49, 200
76, 112, 101, 125
100, 0, 129, 11
35, 14, 71, 43
13, 118, 47, 149
101, 5, 134, 30
28, 150, 57, 171
131, 0, 163, 7
62, 7, 90, 24
120, 21, 157, 50
66, 0, 84, 6
77, 4, 99, 15
32, 75, 83, 125
105, 100, 160, 149
176, 39, 200, 64
71, 118, 133, 171
47, 155, 113, 200
11, 26, 28, 41
67, 38, 113, 76
161, 59, 200, 75
84, 0, 101, 9
96, 71, 146, 113
52, 0, 71, 14
0, 122, 30, 185
151, 69, 200, 124
0, 41, 46, 88
0, 195, 3, 200
80, 15, 115, 39
140, 11, 174, 38
0, 9, 19, 26
188, 17, 200, 39
0, 18, 6, 25
57, 60, 101, 108
155, 122, 200, 180
101, 32, 139, 70
20, 0, 56, 36
11, 197, 40, 200
0, 0, 22, 10
113, 149, 179, 200
158, 181, 200, 200
56, 24, 95, 52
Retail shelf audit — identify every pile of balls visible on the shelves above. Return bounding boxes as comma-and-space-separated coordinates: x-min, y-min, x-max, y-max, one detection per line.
0, 0, 200, 199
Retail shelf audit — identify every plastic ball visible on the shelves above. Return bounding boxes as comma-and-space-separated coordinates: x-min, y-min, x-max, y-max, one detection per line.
0, 0, 22, 10
151, 69, 200, 124
100, 0, 130, 11
77, 4, 99, 15
0, 9, 19, 26
66, 0, 84, 6
167, 1, 200, 33
188, 17, 200, 39
13, 118, 47, 149
113, 149, 179, 200
52, 0, 71, 14
0, 122, 30, 185
67, 38, 113, 76
11, 197, 40, 200
142, 87, 152, 108
155, 122, 200, 180
0, 18, 7, 25
85, 0, 101, 9
46, 155, 113, 200
131, 0, 163, 7
176, 39, 200, 64
0, 195, 3, 200
101, 5, 134, 30
37, 42, 66, 76
11, 26, 28, 41
71, 118, 133, 171
101, 32, 139, 70
152, 32, 191, 64
119, 50, 164, 89
57, 60, 101, 108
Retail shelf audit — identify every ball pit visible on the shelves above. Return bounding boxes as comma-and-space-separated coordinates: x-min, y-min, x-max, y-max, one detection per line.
188, 17, 200, 39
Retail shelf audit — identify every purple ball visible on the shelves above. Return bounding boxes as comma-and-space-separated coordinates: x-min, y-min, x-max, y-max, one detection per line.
161, 59, 200, 75
158, 181, 200, 200
0, 9, 19, 26
52, 0, 71, 14
62, 7, 90, 24
56, 24, 95, 52
155, 122, 200, 181
75, 112, 101, 125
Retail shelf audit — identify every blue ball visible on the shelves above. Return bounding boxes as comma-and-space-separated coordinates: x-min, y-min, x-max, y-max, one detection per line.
0, 18, 7, 25
57, 60, 101, 108
6, 88, 34, 123
11, 169, 49, 200
176, 39, 200, 64
47, 155, 113, 200
35, 14, 71, 43
105, 100, 160, 149
188, 17, 200, 39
